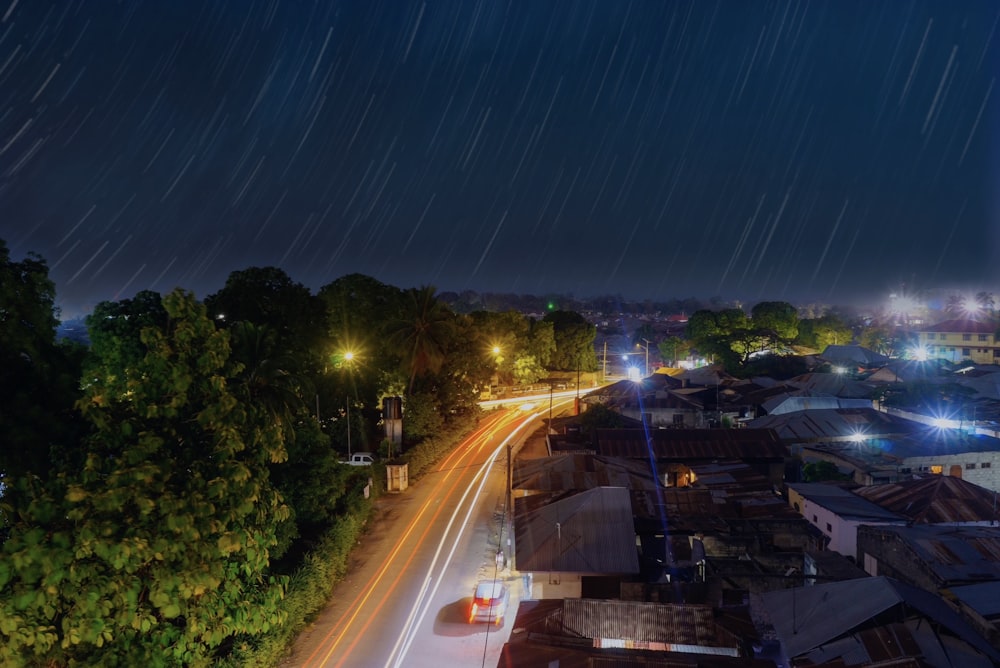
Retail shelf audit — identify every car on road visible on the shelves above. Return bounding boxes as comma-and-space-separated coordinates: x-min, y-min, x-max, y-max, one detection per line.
340, 452, 375, 466
469, 580, 509, 625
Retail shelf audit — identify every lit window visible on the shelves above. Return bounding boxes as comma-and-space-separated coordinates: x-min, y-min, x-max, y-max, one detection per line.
930, 465, 943, 474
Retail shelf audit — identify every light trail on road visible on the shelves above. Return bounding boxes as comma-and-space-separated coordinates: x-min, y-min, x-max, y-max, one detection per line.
300, 409, 521, 668
385, 411, 548, 668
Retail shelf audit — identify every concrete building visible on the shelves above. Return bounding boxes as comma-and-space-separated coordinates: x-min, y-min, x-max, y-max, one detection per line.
915, 318, 1000, 365
786, 482, 906, 557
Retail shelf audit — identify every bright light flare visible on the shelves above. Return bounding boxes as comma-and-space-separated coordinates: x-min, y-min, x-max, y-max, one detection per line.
910, 346, 928, 362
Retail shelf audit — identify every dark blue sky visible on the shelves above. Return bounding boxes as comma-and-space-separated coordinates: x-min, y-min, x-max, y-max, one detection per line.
1, 0, 998, 316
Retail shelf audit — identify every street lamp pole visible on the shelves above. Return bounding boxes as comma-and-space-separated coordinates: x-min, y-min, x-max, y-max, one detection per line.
346, 399, 351, 457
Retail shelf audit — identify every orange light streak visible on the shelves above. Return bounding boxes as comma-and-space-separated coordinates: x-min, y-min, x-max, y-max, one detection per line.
301, 409, 521, 667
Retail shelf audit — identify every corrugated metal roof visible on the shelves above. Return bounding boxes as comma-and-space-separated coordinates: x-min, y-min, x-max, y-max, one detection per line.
748, 408, 922, 442
596, 428, 786, 460
761, 576, 1000, 661
788, 483, 905, 522
919, 319, 998, 334
513, 454, 659, 492
949, 580, 1000, 617
860, 524, 1000, 583
854, 476, 1000, 524
515, 486, 640, 574
561, 599, 741, 651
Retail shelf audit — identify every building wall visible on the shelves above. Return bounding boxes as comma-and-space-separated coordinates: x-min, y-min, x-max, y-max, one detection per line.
918, 330, 1000, 364
901, 451, 1000, 492
529, 571, 582, 599
788, 489, 853, 556
787, 488, 903, 557
856, 526, 942, 591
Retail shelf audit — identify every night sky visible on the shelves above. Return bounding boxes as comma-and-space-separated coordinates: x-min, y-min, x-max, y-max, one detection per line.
2, 1, 998, 317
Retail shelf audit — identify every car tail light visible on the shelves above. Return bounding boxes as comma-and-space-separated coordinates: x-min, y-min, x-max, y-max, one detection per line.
470, 602, 478, 621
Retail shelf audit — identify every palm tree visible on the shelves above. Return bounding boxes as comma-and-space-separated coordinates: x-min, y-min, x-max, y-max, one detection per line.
228, 321, 306, 436
386, 286, 456, 394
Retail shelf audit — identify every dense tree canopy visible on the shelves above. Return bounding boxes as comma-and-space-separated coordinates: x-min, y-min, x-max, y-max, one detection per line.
543, 310, 598, 372
2, 290, 289, 665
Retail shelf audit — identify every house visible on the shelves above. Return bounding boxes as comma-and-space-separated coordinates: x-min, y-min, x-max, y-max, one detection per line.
786, 482, 906, 557
758, 576, 1000, 666
514, 486, 640, 599
878, 430, 1000, 492
915, 318, 1000, 365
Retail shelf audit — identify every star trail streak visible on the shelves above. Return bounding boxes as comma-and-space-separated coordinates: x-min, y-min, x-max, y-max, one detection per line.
0, 0, 996, 316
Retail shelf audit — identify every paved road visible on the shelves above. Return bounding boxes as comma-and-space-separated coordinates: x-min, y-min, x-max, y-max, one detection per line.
284, 398, 576, 668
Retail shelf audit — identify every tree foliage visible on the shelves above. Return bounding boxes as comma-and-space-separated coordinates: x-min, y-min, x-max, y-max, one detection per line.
1, 290, 288, 665
543, 310, 598, 371
0, 240, 86, 516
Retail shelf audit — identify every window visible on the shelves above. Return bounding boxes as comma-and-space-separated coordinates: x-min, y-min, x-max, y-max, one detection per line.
673, 413, 685, 425
979, 334, 988, 342
940, 334, 948, 341
983, 462, 992, 469
864, 553, 878, 576
963, 348, 971, 357
826, 523, 833, 532
963, 333, 972, 341
900, 467, 911, 473
930, 465, 943, 474
928, 333, 936, 340
966, 463, 977, 470
812, 515, 818, 523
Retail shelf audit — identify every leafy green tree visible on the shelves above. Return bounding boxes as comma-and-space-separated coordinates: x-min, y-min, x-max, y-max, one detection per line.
0, 240, 86, 517
0, 290, 288, 665
84, 290, 168, 398
401, 391, 445, 443
750, 301, 799, 341
543, 310, 598, 371
658, 336, 691, 366
796, 314, 853, 350
512, 356, 546, 385
684, 309, 745, 370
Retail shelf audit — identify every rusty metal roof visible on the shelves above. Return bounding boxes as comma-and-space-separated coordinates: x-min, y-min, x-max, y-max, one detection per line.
859, 524, 1000, 584
513, 454, 659, 492
561, 599, 741, 652
854, 476, 1000, 524
595, 428, 786, 460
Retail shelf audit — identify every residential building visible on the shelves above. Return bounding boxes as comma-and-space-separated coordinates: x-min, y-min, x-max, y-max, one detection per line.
915, 318, 1000, 364
786, 482, 906, 556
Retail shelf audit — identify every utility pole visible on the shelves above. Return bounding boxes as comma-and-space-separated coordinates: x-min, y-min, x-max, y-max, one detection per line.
642, 338, 651, 377
346, 399, 351, 457
549, 384, 554, 432
602, 340, 608, 381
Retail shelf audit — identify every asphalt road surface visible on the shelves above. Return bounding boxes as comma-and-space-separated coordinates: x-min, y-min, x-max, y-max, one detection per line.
284, 396, 578, 668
